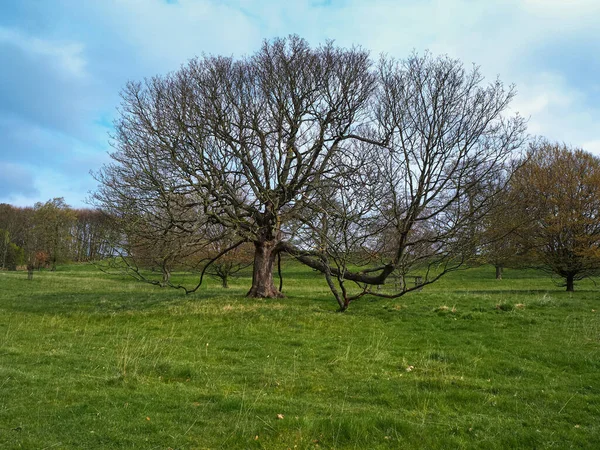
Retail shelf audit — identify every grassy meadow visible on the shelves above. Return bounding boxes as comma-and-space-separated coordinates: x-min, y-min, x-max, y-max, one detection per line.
0, 262, 599, 449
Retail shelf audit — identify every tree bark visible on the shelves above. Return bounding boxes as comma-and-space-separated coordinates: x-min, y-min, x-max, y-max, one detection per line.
160, 269, 170, 287
160, 259, 171, 287
222, 275, 229, 289
27, 263, 34, 280
495, 265, 503, 280
247, 240, 283, 298
566, 274, 575, 292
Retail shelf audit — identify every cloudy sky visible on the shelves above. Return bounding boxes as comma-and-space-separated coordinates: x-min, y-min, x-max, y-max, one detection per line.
1, 0, 599, 207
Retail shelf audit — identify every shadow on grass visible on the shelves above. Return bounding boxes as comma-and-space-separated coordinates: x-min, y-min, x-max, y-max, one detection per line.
2, 284, 335, 316
1, 288, 217, 315
458, 289, 599, 295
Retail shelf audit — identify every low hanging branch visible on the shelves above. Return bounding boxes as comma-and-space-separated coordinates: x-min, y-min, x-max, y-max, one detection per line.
95, 239, 247, 295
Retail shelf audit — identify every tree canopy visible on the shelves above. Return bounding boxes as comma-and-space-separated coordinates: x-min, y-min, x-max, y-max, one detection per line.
510, 142, 600, 291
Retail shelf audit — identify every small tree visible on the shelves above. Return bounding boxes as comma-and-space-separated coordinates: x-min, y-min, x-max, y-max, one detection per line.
101, 198, 211, 289
476, 184, 527, 279
205, 242, 253, 288
510, 142, 600, 291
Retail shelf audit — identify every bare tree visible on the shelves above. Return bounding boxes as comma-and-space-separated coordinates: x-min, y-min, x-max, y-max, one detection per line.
203, 240, 253, 289
93, 37, 525, 308
96, 189, 212, 289
71, 209, 114, 262
477, 187, 526, 280
283, 53, 526, 309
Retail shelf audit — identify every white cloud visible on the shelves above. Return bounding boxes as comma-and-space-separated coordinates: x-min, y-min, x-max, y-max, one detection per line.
0, 26, 88, 79
522, 0, 600, 18
0, 162, 39, 202
582, 140, 600, 155
508, 71, 600, 154
86, 0, 264, 72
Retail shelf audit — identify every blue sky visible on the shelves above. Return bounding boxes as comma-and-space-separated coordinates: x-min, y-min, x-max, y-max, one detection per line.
1, 0, 599, 207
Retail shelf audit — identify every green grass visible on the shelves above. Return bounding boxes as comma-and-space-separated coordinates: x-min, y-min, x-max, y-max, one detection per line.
0, 263, 599, 449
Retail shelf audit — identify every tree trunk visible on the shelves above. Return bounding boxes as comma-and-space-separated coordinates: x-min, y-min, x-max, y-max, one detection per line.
247, 240, 283, 298
495, 265, 503, 280
222, 275, 229, 289
160, 262, 171, 287
566, 274, 575, 292
27, 263, 34, 280
1, 230, 10, 271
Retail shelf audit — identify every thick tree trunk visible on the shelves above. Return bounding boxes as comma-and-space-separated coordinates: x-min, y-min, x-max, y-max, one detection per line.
495, 265, 503, 280
566, 274, 575, 292
247, 240, 283, 298
222, 275, 229, 289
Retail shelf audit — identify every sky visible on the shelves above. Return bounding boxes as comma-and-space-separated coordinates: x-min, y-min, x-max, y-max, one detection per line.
0, 0, 599, 208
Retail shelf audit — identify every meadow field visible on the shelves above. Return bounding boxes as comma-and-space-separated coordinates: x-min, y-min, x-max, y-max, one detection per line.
0, 263, 598, 449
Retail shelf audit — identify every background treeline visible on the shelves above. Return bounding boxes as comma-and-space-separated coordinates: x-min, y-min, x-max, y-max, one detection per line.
0, 198, 252, 288
0, 199, 113, 275
1, 142, 600, 294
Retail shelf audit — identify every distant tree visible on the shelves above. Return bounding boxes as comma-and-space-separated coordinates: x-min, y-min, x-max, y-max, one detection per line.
33, 198, 76, 271
196, 225, 254, 289
96, 189, 212, 289
476, 175, 528, 280
71, 209, 113, 262
0, 228, 10, 270
510, 142, 600, 291
479, 221, 520, 280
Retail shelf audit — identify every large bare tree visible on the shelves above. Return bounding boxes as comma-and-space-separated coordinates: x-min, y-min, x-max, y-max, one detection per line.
93, 37, 525, 307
